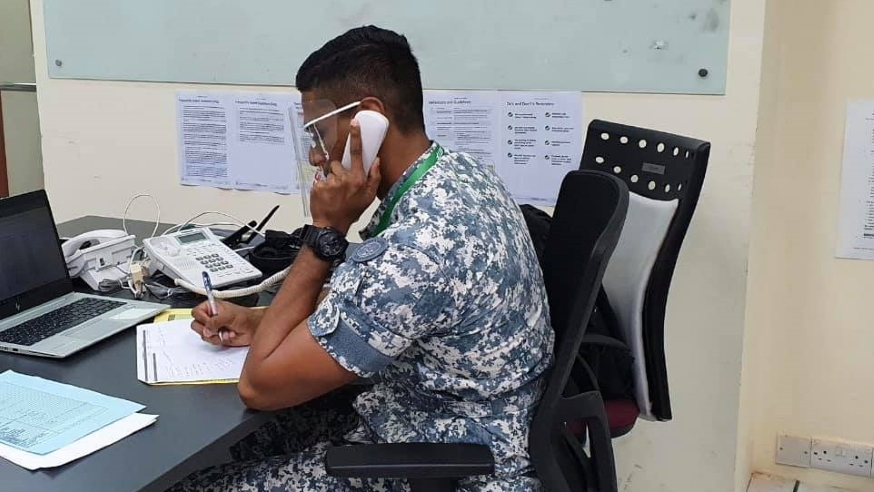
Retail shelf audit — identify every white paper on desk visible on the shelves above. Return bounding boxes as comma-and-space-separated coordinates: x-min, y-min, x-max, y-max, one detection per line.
0, 371, 145, 455
137, 320, 248, 384
177, 91, 300, 194
498, 91, 583, 207
423, 90, 583, 207
0, 413, 157, 470
837, 100, 874, 260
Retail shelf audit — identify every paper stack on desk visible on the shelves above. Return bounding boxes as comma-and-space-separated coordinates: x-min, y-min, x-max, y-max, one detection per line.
0, 370, 157, 470
137, 319, 248, 385
153, 308, 194, 323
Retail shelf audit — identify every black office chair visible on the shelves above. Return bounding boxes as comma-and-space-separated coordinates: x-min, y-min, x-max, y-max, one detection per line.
578, 119, 710, 434
530, 170, 629, 492
325, 170, 629, 492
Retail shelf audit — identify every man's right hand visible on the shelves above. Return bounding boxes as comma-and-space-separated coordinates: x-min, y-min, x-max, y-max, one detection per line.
191, 300, 262, 347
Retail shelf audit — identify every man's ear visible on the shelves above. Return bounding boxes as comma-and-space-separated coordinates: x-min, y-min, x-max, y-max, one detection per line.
359, 97, 386, 115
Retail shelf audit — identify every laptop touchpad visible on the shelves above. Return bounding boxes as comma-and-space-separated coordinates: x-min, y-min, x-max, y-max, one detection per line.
64, 320, 118, 340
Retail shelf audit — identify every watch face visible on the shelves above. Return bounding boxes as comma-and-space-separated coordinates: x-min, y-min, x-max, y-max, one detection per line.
317, 230, 347, 257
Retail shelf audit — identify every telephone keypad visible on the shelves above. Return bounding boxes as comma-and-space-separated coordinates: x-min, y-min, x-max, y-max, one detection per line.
194, 251, 235, 273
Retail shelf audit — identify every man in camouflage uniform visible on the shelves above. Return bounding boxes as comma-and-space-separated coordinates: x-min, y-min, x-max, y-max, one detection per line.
169, 25, 553, 492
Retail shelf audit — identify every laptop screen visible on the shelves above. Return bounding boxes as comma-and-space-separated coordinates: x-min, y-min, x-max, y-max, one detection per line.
0, 191, 71, 316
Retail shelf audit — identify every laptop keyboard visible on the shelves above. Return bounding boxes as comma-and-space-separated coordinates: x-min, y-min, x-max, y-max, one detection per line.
0, 298, 126, 346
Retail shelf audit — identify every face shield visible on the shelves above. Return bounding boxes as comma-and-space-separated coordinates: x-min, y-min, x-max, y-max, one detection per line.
290, 99, 360, 216
300, 100, 361, 178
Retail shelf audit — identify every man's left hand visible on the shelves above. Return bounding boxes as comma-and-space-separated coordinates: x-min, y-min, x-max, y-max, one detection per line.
310, 119, 381, 234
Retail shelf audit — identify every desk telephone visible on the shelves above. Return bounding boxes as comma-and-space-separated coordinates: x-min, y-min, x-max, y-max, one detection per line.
62, 229, 138, 290
142, 228, 262, 289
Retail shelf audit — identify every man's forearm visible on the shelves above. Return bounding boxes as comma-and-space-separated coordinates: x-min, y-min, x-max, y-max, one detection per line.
246, 286, 328, 337
246, 248, 331, 361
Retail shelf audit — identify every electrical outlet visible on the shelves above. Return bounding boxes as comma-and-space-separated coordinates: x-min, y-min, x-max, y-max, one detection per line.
776, 435, 811, 468
810, 439, 873, 477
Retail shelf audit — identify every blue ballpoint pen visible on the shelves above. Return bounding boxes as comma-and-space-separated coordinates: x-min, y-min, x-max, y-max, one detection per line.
201, 271, 225, 343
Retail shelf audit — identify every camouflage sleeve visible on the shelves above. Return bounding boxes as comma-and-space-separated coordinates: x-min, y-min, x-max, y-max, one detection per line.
308, 240, 455, 377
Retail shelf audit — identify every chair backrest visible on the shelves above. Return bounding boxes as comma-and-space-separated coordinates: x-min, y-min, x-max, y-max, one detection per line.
530, 170, 628, 492
579, 119, 709, 421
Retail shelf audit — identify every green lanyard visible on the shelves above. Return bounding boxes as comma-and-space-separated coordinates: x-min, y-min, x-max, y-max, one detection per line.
372, 146, 443, 236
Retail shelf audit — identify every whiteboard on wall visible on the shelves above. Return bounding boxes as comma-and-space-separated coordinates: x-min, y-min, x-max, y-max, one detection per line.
42, 0, 731, 95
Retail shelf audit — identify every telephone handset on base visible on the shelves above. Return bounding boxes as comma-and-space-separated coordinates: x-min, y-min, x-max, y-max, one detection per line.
62, 229, 137, 291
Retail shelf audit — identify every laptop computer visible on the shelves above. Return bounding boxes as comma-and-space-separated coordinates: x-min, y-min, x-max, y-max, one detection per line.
0, 190, 167, 358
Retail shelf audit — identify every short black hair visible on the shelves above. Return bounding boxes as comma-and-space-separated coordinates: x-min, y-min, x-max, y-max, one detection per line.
295, 25, 425, 134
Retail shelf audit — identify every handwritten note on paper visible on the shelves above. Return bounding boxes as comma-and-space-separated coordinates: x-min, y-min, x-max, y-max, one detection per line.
136, 320, 248, 385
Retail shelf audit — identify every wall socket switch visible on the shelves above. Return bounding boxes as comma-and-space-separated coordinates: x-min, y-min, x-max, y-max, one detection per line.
776, 435, 812, 468
810, 439, 873, 477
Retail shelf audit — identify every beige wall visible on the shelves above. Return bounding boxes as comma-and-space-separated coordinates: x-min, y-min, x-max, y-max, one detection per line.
0, 0, 34, 80
2, 92, 43, 195
742, 0, 874, 490
0, 0, 43, 195
29, 0, 765, 490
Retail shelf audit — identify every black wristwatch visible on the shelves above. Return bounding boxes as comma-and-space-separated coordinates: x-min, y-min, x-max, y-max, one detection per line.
301, 224, 348, 262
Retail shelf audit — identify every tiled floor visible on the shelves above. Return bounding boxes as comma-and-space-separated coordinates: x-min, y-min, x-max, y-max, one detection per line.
748, 473, 853, 492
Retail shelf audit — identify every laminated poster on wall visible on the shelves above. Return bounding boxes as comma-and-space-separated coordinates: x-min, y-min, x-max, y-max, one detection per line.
176, 89, 582, 208
423, 90, 583, 207
176, 91, 300, 195
836, 100, 874, 260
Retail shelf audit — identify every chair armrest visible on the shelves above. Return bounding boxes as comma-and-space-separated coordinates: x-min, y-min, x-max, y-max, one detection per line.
325, 443, 494, 479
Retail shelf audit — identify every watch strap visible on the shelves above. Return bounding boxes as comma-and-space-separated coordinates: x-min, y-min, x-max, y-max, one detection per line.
301, 224, 320, 248
301, 224, 347, 261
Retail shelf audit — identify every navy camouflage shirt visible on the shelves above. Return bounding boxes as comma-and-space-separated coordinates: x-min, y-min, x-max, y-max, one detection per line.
309, 142, 554, 490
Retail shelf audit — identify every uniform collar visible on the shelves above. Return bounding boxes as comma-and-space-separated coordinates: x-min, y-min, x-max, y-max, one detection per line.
361, 142, 439, 239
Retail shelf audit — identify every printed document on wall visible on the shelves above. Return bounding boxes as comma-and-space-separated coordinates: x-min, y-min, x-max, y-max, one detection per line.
423, 91, 502, 171
177, 91, 300, 194
836, 100, 874, 260
499, 92, 583, 206
423, 90, 582, 206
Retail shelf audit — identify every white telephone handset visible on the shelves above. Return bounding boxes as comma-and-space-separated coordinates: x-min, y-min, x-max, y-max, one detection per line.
341, 110, 388, 174
62, 229, 137, 290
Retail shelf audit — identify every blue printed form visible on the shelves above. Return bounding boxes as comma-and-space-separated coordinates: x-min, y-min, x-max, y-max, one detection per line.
0, 371, 144, 455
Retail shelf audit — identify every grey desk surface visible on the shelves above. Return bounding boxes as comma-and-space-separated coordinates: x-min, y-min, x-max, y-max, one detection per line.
0, 216, 272, 492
